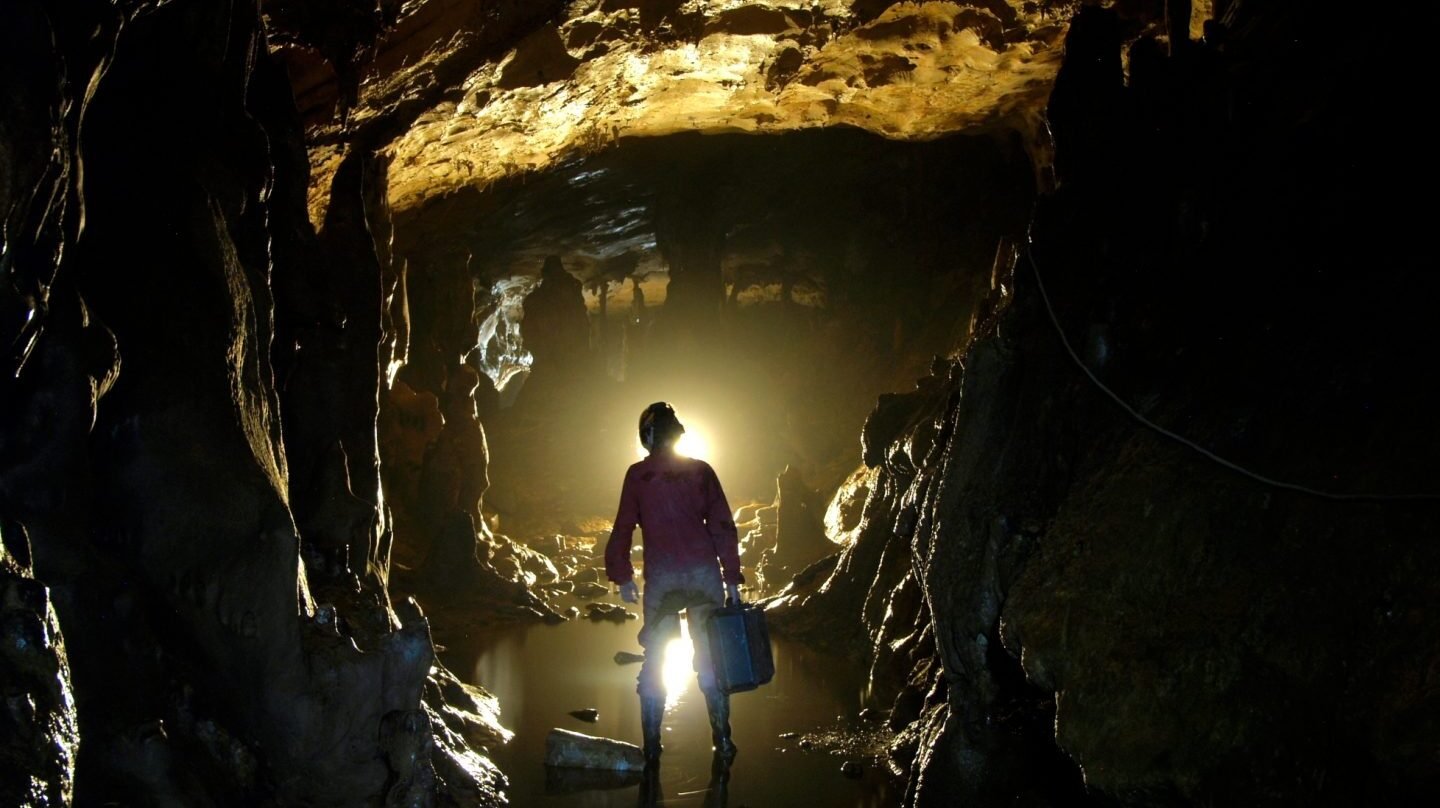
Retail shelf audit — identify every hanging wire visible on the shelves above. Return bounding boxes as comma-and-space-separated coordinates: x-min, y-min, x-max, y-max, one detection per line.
1024, 242, 1440, 503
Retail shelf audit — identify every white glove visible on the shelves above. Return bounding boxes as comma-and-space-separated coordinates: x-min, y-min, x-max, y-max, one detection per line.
618, 580, 640, 604
725, 583, 741, 606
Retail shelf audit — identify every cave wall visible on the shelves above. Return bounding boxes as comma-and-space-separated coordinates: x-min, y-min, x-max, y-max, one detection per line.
774, 1, 1440, 804
0, 1, 506, 804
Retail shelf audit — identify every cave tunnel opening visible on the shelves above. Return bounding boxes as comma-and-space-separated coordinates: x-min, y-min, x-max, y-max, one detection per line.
389, 127, 1034, 544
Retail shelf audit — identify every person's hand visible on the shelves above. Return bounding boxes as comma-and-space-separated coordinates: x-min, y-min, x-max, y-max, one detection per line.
619, 580, 640, 604
725, 582, 741, 607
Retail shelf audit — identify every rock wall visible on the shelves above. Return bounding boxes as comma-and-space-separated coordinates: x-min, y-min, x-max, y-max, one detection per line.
774, 1, 1440, 804
0, 526, 77, 807
0, 1, 507, 804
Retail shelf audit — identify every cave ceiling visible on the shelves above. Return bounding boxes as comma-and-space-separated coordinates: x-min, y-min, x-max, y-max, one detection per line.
273, 1, 1189, 293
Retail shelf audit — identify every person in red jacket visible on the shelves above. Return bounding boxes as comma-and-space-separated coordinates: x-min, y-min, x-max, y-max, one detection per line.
605, 402, 743, 767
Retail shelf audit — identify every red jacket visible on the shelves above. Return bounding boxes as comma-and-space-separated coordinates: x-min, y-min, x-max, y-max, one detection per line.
604, 452, 743, 586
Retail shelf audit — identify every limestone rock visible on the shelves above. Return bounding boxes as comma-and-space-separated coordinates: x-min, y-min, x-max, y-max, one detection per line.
0, 531, 77, 808
545, 728, 646, 771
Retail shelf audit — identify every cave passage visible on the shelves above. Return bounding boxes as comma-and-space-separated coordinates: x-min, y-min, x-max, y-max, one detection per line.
400, 127, 1033, 543
7, 2, 1438, 806
387, 127, 1033, 805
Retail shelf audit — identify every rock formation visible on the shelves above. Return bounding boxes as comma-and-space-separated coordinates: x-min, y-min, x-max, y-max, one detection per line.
771, 3, 1440, 805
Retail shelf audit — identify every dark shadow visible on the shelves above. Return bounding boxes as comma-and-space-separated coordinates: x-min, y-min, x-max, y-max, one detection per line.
637, 764, 665, 807
543, 765, 645, 795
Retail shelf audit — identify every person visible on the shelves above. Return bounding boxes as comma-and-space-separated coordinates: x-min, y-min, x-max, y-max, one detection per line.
605, 402, 743, 768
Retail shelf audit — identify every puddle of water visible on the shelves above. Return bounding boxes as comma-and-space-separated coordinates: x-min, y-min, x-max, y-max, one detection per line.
446, 615, 900, 807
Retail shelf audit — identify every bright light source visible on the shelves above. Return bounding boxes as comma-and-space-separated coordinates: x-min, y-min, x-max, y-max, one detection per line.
635, 419, 712, 460
662, 634, 694, 709
674, 428, 709, 460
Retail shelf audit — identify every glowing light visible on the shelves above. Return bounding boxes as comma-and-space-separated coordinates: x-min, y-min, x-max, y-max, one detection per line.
635, 420, 713, 460
662, 628, 696, 710
675, 428, 710, 460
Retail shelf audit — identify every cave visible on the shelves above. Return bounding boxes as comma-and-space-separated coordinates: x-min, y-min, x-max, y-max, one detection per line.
3, 1, 1438, 806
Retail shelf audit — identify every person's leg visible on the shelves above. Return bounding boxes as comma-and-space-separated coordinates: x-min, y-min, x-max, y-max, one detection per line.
636, 611, 680, 700
677, 566, 727, 691
687, 595, 736, 763
636, 585, 684, 765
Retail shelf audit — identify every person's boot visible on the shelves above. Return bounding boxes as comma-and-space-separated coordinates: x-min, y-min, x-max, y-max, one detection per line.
640, 695, 665, 766
703, 689, 737, 763
704, 750, 731, 808
638, 762, 664, 807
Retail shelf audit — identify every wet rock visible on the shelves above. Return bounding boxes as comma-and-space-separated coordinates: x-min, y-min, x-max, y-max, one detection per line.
841, 761, 863, 779
545, 729, 645, 772
859, 707, 889, 723
379, 709, 437, 807
568, 708, 599, 723
798, 739, 815, 750
533, 534, 567, 556
613, 651, 645, 665
584, 603, 635, 623
0, 531, 77, 807
571, 566, 602, 585
492, 534, 561, 585
778, 732, 798, 739
573, 581, 609, 599
888, 685, 925, 732
861, 388, 930, 468
424, 664, 512, 753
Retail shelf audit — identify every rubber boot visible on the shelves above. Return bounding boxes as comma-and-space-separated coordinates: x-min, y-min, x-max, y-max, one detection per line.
704, 751, 731, 808
638, 763, 664, 807
703, 689, 737, 763
640, 695, 665, 766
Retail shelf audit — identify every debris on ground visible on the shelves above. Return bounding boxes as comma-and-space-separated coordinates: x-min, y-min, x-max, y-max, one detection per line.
584, 603, 636, 623
545, 728, 645, 771
572, 581, 609, 599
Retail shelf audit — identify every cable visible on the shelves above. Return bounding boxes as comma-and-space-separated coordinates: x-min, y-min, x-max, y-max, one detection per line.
1024, 243, 1440, 503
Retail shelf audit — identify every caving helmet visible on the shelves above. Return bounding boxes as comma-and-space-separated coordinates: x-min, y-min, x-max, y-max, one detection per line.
638, 402, 685, 453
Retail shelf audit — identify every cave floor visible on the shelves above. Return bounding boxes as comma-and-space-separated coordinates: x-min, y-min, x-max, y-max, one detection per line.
441, 614, 900, 806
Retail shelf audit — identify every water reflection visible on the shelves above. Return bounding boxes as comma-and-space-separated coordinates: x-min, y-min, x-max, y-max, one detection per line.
661, 626, 695, 711
450, 617, 899, 807
633, 754, 730, 807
